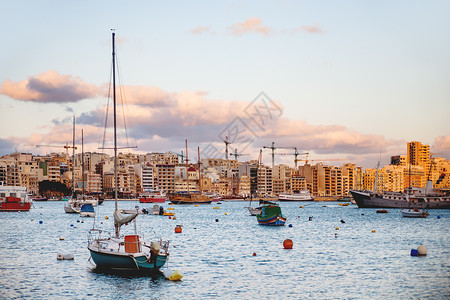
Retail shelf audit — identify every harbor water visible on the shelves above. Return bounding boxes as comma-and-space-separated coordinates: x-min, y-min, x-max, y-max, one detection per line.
0, 201, 449, 299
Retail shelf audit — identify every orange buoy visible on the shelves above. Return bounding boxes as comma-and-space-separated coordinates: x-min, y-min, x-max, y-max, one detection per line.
283, 239, 293, 249
175, 225, 182, 233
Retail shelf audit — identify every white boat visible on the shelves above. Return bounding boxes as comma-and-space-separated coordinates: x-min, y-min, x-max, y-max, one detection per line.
278, 190, 314, 201
401, 208, 429, 218
246, 206, 262, 216
64, 198, 81, 213
87, 32, 169, 272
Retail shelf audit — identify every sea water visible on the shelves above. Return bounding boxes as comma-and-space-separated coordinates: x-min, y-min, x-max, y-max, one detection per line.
0, 201, 448, 299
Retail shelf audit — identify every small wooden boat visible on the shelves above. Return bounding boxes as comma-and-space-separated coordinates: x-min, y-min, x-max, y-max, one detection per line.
376, 209, 388, 213
401, 208, 429, 218
256, 204, 286, 226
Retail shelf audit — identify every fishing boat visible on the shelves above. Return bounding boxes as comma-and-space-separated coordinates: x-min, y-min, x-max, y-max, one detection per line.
80, 203, 95, 217
278, 190, 314, 201
139, 190, 167, 203
256, 204, 286, 226
87, 32, 169, 272
401, 208, 429, 218
0, 184, 32, 211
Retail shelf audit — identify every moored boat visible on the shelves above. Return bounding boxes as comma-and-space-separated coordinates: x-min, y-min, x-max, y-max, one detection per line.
0, 184, 32, 211
401, 208, 429, 218
256, 204, 286, 226
80, 203, 95, 217
278, 190, 314, 201
139, 190, 167, 203
350, 183, 450, 209
87, 32, 169, 272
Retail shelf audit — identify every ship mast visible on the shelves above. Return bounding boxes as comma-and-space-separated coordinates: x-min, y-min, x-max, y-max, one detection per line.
185, 139, 189, 194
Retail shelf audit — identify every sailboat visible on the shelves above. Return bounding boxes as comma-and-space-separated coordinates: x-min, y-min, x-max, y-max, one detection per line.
65, 116, 81, 213
87, 32, 169, 271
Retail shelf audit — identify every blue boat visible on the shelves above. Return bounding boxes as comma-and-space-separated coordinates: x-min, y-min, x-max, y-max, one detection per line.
256, 204, 286, 226
80, 203, 95, 217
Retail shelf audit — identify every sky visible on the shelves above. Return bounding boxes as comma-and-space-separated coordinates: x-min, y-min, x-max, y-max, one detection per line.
1, 0, 449, 168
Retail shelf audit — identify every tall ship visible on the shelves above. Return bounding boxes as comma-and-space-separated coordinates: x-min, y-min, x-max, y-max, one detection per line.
350, 180, 450, 209
278, 189, 314, 201
169, 141, 211, 205
0, 184, 32, 211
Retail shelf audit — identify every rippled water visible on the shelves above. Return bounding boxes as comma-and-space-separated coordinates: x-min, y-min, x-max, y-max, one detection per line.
0, 201, 448, 299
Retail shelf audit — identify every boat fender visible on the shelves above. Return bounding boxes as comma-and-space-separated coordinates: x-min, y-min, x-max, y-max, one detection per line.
57, 253, 74, 260
417, 245, 427, 256
162, 268, 183, 281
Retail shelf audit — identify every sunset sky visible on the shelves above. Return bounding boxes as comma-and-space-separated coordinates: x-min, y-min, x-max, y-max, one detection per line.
1, 1, 449, 168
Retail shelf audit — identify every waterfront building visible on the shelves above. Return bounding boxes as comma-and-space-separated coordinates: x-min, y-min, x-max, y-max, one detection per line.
155, 164, 175, 194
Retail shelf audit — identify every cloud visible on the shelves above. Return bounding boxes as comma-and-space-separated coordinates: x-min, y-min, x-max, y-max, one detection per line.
229, 18, 273, 36
299, 24, 324, 34
433, 135, 450, 153
189, 26, 215, 35
0, 70, 101, 103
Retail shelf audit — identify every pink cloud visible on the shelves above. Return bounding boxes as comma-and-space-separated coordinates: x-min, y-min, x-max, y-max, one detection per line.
229, 18, 273, 36
190, 26, 215, 35
433, 135, 450, 152
0, 70, 101, 103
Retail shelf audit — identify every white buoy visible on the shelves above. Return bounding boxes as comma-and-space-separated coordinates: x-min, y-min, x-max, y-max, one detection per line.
162, 268, 183, 281
57, 253, 74, 260
417, 245, 427, 256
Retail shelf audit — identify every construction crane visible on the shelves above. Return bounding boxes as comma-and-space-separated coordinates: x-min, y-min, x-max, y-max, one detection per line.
174, 151, 185, 163
262, 142, 276, 168
35, 143, 77, 163
229, 149, 249, 160
224, 136, 231, 160
277, 146, 308, 168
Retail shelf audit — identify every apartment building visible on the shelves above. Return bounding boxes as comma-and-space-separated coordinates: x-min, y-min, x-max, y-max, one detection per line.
155, 164, 175, 194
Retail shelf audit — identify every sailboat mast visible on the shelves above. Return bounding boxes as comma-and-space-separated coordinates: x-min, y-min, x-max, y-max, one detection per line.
112, 32, 118, 212
72, 116, 75, 196
185, 139, 189, 194
198, 147, 201, 193
82, 129, 85, 199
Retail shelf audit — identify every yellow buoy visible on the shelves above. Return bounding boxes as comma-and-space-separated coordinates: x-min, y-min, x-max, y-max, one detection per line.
213, 207, 220, 209
300, 206, 303, 208
194, 204, 199, 207
163, 212, 175, 216
224, 212, 227, 215
335, 227, 339, 230
105, 216, 108, 220
167, 207, 175, 210
372, 230, 376, 233
163, 268, 183, 281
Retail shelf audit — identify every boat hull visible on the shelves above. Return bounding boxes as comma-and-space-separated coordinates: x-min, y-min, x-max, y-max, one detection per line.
139, 197, 166, 203
89, 248, 167, 271
350, 190, 450, 209
257, 215, 286, 226
170, 200, 212, 204
0, 202, 31, 211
